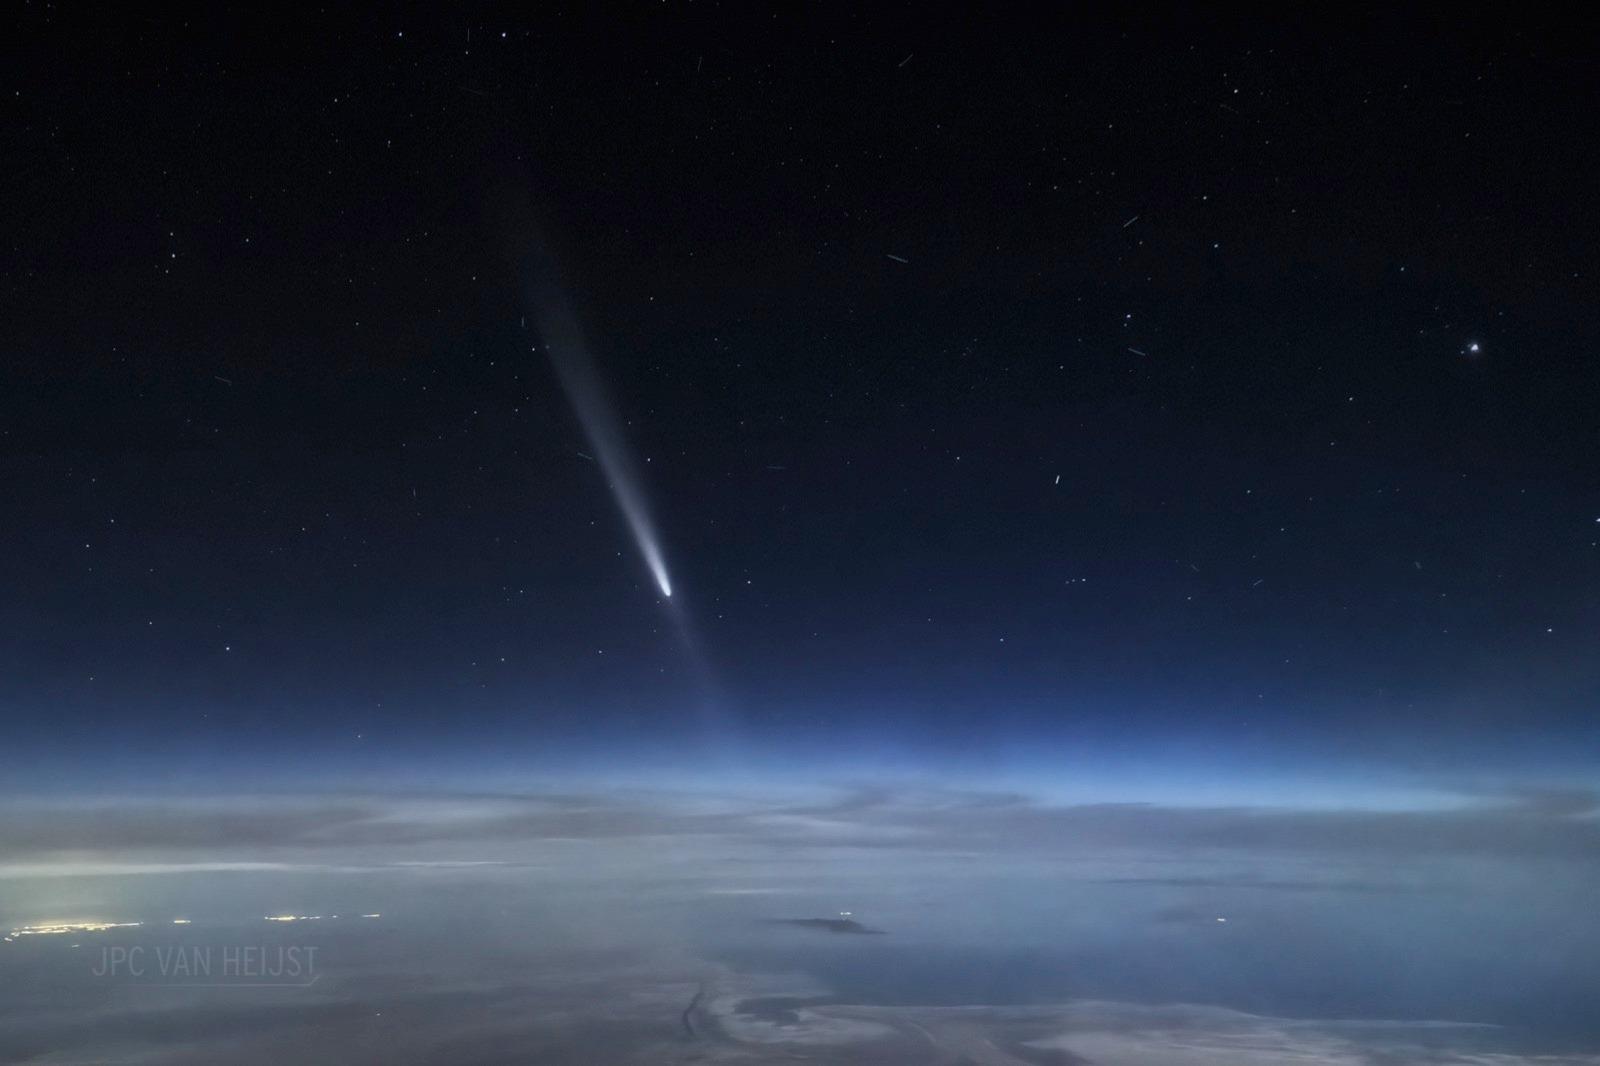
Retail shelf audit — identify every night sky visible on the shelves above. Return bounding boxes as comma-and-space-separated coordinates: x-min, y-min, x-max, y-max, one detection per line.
5, 8, 1599, 794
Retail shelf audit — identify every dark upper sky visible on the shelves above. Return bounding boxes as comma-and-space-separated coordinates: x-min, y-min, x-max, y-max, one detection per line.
3, 8, 1597, 785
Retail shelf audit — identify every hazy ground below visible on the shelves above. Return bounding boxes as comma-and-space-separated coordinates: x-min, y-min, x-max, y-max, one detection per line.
5, 785, 1599, 1062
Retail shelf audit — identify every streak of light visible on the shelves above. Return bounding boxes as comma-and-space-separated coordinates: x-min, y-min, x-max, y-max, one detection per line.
529, 271, 673, 600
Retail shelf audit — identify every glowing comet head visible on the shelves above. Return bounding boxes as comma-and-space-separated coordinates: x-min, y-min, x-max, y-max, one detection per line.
604, 475, 673, 601
632, 524, 674, 601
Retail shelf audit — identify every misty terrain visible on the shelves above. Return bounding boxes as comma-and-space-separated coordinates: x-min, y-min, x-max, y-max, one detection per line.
3, 785, 1598, 1063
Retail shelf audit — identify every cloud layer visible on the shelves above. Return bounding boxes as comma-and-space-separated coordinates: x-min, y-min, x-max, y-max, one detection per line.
3, 784, 1597, 876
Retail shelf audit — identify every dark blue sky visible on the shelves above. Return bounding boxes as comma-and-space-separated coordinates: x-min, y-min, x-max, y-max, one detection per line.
3, 8, 1597, 791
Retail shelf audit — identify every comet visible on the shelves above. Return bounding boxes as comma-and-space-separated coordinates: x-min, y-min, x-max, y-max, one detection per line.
541, 300, 672, 598
519, 233, 673, 600
501, 198, 745, 758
